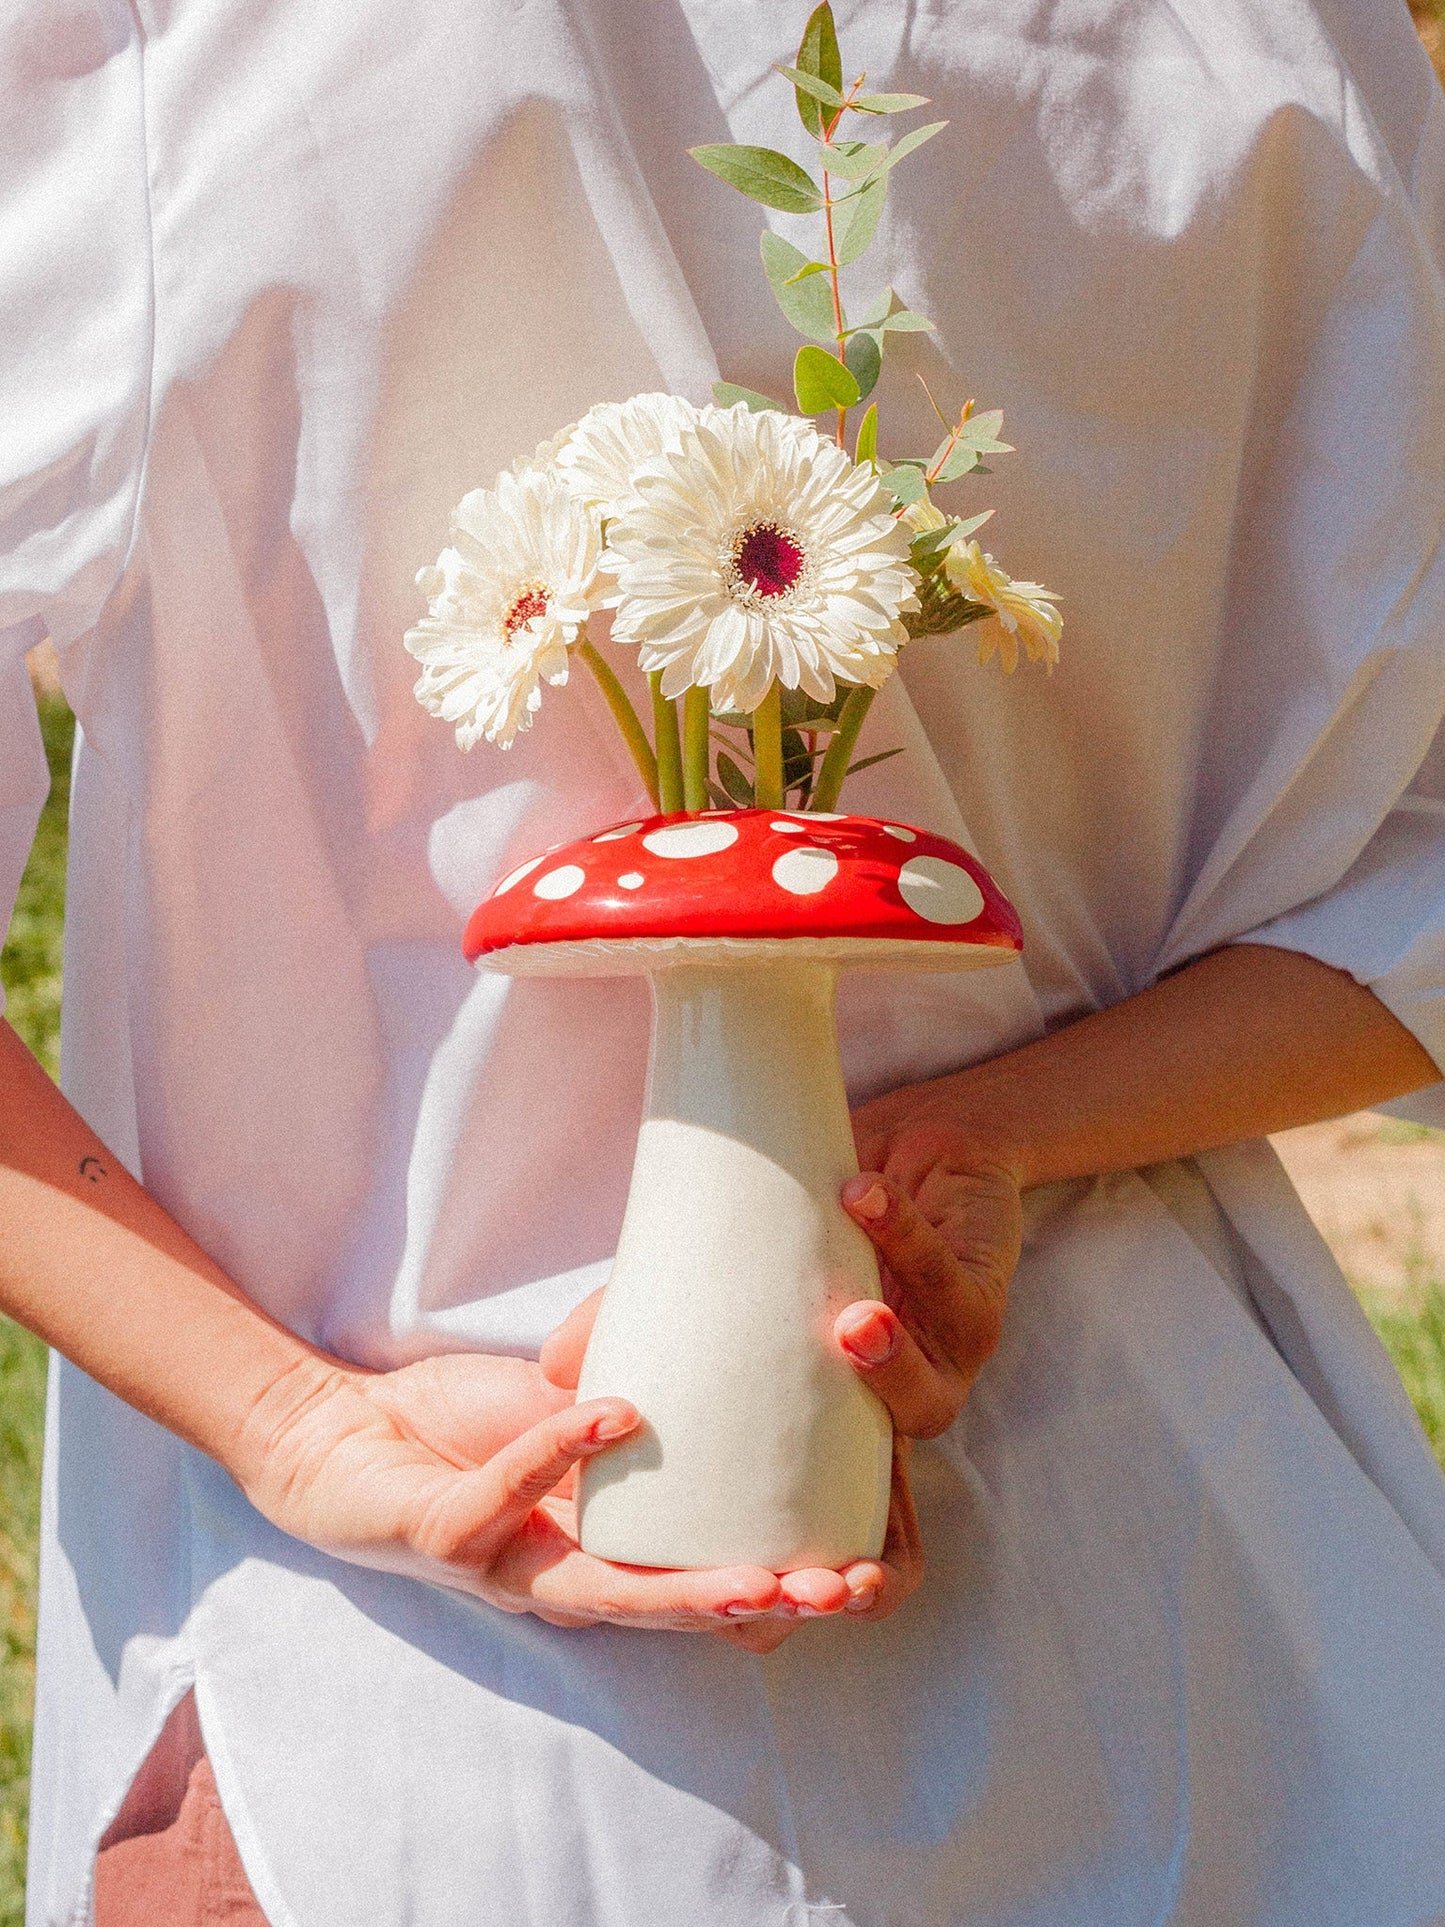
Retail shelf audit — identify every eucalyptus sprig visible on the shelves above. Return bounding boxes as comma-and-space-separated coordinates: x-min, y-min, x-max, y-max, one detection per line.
407, 3, 1060, 819
691, 2, 944, 458
679, 3, 1055, 810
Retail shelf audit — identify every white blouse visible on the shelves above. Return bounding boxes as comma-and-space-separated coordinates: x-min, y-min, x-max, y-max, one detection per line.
4, 1, 1445, 1922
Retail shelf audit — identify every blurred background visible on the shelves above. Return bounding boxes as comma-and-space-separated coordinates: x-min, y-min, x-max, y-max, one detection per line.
2, 8, 1443, 1917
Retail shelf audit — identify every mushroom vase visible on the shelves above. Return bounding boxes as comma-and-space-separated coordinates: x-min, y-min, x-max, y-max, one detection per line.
464, 809, 1023, 1573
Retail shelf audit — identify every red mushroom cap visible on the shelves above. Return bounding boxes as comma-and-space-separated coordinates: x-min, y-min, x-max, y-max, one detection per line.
464, 810, 1023, 977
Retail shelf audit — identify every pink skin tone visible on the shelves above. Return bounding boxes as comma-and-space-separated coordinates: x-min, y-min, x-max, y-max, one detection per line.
0, 943, 1437, 1656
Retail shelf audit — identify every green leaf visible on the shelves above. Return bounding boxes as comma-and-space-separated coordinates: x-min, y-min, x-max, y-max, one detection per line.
879, 462, 929, 507
793, 3, 843, 137
782, 259, 833, 285
845, 746, 905, 775
907, 508, 990, 563
760, 232, 838, 342
846, 288, 894, 334
706, 780, 737, 811
852, 90, 931, 114
689, 144, 821, 212
716, 751, 755, 807
931, 407, 1013, 482
813, 137, 888, 180
833, 173, 887, 266
878, 307, 934, 332
712, 381, 787, 413
855, 401, 879, 467
844, 329, 881, 401
777, 64, 844, 109
793, 344, 861, 413
886, 120, 948, 165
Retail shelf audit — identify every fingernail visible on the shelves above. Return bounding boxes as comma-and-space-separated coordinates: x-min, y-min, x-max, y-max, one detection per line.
846, 1584, 881, 1614
790, 1603, 829, 1619
722, 1603, 769, 1618
839, 1311, 896, 1368
588, 1410, 634, 1443
843, 1175, 888, 1221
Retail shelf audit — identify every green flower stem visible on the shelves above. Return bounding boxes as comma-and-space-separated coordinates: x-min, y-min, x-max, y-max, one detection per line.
682, 687, 711, 812
579, 641, 659, 808
650, 671, 685, 813
752, 684, 785, 809
810, 683, 876, 812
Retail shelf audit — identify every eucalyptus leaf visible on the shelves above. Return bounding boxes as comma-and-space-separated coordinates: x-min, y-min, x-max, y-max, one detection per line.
793, 2, 843, 136
777, 64, 844, 109
712, 380, 786, 414
794, 343, 861, 413
950, 509, 995, 541
782, 259, 833, 284
886, 120, 948, 166
879, 462, 928, 507
760, 231, 838, 342
855, 401, 879, 467
845, 289, 894, 334
844, 329, 881, 401
852, 90, 930, 113
716, 751, 755, 807
878, 308, 934, 332
813, 138, 888, 180
833, 173, 887, 265
689, 143, 821, 213
931, 407, 1013, 482
910, 523, 963, 565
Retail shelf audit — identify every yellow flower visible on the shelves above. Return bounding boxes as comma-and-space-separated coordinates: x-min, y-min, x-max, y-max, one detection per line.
944, 540, 1062, 673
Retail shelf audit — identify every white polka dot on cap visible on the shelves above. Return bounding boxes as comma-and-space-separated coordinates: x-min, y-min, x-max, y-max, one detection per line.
897, 855, 985, 925
642, 820, 740, 859
533, 864, 586, 901
772, 847, 839, 896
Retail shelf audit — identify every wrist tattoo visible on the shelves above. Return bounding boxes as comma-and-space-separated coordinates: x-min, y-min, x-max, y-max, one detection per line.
78, 1156, 108, 1183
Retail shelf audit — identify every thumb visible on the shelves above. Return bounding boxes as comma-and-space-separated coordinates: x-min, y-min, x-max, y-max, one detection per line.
539, 1286, 605, 1390
415, 1399, 639, 1570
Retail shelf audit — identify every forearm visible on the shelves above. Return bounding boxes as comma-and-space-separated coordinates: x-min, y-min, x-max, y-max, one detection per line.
895, 945, 1440, 1191
0, 1019, 333, 1484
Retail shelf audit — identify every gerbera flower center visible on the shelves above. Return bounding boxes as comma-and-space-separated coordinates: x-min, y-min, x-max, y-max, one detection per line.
728, 522, 807, 601
503, 583, 551, 639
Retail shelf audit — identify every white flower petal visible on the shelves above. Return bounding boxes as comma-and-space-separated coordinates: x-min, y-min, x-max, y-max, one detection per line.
602, 406, 915, 711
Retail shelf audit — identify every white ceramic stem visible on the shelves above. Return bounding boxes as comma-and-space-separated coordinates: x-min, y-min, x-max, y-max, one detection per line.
576, 962, 892, 1571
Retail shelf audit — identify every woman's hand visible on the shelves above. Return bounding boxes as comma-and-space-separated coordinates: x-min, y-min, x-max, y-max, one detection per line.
836, 1089, 1024, 1443
231, 1350, 794, 1631
536, 1310, 899, 1651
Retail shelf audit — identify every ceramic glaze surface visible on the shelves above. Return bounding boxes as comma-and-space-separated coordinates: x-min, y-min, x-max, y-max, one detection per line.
576, 962, 892, 1570
463, 809, 1022, 960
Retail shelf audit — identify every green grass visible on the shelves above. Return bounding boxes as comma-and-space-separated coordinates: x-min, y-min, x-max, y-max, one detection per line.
0, 689, 70, 1924
1360, 1282, 1445, 1471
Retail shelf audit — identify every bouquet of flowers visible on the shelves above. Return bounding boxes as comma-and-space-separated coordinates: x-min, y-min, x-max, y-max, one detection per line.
402, 6, 1060, 1576
404, 5, 1060, 816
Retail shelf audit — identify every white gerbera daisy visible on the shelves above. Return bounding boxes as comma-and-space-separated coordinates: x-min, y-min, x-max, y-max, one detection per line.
603, 405, 918, 714
556, 393, 704, 516
404, 466, 603, 749
944, 540, 1062, 673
